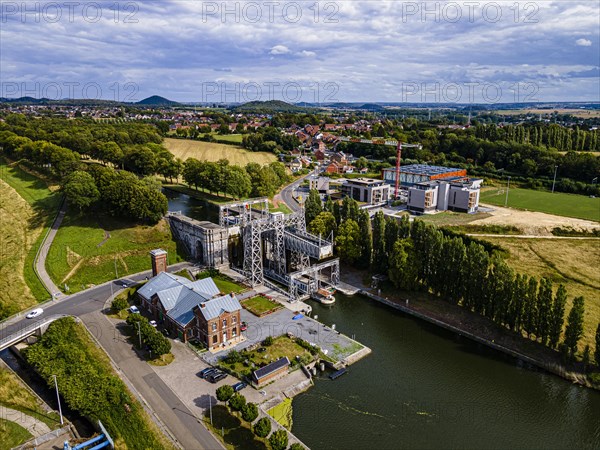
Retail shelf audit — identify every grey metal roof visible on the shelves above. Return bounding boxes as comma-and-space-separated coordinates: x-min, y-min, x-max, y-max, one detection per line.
196, 294, 242, 321
166, 288, 210, 327
188, 278, 220, 298
137, 272, 190, 301
253, 357, 290, 381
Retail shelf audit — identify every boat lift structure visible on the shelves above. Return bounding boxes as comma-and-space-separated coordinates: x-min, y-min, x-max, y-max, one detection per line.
218, 198, 339, 301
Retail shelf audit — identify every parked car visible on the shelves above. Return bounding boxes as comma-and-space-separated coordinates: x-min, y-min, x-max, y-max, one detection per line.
232, 381, 247, 392
149, 320, 157, 328
129, 306, 140, 314
198, 367, 218, 379
208, 371, 227, 383
240, 321, 248, 331
25, 308, 44, 319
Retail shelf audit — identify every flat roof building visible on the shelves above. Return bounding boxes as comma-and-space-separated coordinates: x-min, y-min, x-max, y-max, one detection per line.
341, 178, 390, 205
382, 164, 467, 187
407, 178, 482, 214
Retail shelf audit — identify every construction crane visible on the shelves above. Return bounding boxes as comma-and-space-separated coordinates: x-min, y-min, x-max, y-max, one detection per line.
335, 136, 422, 198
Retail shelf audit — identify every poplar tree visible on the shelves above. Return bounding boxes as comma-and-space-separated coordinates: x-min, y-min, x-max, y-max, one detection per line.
357, 210, 373, 269
549, 285, 567, 348
384, 216, 399, 257
563, 296, 585, 360
371, 211, 387, 273
523, 277, 538, 338
536, 278, 553, 345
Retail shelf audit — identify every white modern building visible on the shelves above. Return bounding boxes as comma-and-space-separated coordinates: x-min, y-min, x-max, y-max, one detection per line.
407, 178, 482, 214
341, 178, 390, 205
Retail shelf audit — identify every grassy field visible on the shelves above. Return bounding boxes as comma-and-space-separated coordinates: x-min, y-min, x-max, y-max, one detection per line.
203, 405, 267, 450
0, 159, 62, 314
0, 368, 62, 431
220, 336, 311, 378
482, 237, 600, 350
415, 211, 492, 226
480, 187, 600, 222
0, 419, 32, 450
164, 138, 276, 166
267, 398, 292, 430
197, 271, 246, 294
494, 108, 600, 119
241, 296, 282, 316
46, 213, 185, 293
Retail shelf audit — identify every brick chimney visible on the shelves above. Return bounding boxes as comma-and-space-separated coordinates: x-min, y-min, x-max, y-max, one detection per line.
150, 249, 168, 277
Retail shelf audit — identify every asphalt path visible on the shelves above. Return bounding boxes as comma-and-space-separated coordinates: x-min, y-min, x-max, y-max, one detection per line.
1, 265, 223, 450
278, 173, 311, 212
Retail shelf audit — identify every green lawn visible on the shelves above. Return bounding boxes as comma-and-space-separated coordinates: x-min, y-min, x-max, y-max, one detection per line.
204, 133, 244, 144
197, 271, 247, 294
267, 398, 293, 430
46, 213, 186, 293
241, 296, 282, 316
0, 418, 32, 450
0, 368, 62, 431
220, 336, 312, 379
480, 187, 600, 222
203, 405, 267, 450
0, 158, 62, 301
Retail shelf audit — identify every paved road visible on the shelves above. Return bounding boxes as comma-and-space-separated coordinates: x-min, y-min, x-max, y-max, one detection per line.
277, 173, 311, 212
34, 197, 66, 298
0, 265, 223, 450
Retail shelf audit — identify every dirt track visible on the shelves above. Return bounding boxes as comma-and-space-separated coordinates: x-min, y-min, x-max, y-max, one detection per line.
474, 203, 600, 235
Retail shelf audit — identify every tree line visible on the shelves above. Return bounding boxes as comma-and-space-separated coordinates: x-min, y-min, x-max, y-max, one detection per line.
304, 190, 598, 365
182, 159, 289, 199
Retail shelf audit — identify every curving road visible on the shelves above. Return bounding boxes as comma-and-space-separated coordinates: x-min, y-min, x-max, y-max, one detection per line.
1, 264, 223, 450
277, 172, 312, 212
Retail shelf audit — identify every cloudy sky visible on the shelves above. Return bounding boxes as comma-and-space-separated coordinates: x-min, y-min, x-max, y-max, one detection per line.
1, 1, 599, 103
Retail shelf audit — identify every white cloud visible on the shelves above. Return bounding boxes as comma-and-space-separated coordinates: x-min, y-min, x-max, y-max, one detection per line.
576, 38, 592, 46
269, 45, 290, 55
299, 50, 316, 57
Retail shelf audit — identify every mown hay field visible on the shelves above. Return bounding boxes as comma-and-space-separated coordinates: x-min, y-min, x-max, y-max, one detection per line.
164, 138, 276, 166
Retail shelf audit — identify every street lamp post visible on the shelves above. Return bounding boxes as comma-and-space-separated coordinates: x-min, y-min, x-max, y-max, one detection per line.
504, 176, 511, 207
552, 165, 559, 193
52, 375, 64, 425
136, 321, 142, 349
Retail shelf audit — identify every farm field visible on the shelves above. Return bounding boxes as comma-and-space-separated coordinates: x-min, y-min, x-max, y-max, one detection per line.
482, 236, 600, 350
494, 108, 600, 118
46, 213, 185, 294
480, 187, 600, 222
164, 138, 275, 166
0, 159, 62, 315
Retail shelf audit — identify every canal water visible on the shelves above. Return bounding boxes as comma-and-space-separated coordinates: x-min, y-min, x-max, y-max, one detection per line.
166, 190, 600, 450
292, 295, 600, 450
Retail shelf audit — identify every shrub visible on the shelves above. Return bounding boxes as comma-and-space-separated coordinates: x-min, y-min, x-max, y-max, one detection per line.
253, 417, 271, 438
111, 297, 128, 312
216, 385, 234, 402
241, 402, 258, 422
225, 349, 244, 364
268, 429, 288, 450
290, 444, 306, 450
229, 393, 246, 412
263, 336, 274, 347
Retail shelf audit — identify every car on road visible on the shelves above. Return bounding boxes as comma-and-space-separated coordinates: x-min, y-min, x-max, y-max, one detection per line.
240, 321, 248, 331
129, 306, 140, 314
25, 308, 44, 319
149, 320, 157, 328
232, 381, 247, 392
198, 367, 218, 379
207, 371, 227, 383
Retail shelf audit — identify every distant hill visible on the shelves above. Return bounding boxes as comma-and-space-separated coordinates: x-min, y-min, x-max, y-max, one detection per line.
136, 95, 179, 106
232, 100, 316, 113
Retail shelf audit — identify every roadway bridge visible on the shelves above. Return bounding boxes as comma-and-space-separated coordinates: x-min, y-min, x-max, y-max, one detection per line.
0, 314, 71, 352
